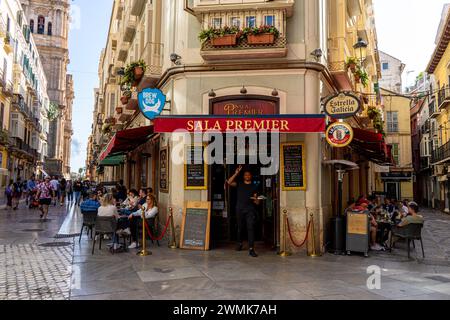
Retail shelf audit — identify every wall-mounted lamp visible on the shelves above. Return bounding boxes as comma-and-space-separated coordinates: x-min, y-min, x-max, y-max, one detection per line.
208, 89, 216, 98
272, 88, 279, 97
240, 86, 247, 94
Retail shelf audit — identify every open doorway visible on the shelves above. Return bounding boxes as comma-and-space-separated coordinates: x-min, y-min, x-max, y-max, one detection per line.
208, 138, 279, 251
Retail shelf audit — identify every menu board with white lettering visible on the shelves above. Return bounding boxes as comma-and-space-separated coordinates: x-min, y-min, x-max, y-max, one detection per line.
281, 143, 306, 191
159, 147, 169, 193
180, 201, 211, 251
185, 145, 207, 190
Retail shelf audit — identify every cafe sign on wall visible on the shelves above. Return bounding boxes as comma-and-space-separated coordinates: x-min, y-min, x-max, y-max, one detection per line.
323, 92, 361, 119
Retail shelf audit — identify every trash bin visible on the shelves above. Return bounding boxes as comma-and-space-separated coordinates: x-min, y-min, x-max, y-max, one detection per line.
330, 216, 346, 255
346, 210, 370, 257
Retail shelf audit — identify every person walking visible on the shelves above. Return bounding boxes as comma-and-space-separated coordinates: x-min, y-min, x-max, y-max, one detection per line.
59, 178, 67, 206
50, 176, 59, 206
26, 175, 37, 208
73, 180, 83, 206
227, 166, 261, 258
5, 179, 14, 210
36, 176, 55, 220
12, 177, 23, 210
66, 180, 74, 203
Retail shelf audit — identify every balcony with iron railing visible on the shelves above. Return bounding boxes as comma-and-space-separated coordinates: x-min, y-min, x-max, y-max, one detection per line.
420, 157, 430, 170
438, 85, 450, 110
429, 98, 440, 119
431, 139, 450, 164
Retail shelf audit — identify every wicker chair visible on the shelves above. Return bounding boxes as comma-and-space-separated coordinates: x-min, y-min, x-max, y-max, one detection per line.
390, 223, 425, 259
92, 216, 117, 255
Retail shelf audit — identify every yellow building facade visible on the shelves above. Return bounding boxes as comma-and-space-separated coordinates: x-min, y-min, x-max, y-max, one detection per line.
375, 89, 414, 201
427, 5, 450, 211
87, 0, 385, 254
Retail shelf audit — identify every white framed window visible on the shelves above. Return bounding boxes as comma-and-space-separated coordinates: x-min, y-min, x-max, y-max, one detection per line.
245, 16, 256, 28
211, 17, 222, 28
264, 15, 275, 26
230, 17, 240, 28
387, 111, 399, 133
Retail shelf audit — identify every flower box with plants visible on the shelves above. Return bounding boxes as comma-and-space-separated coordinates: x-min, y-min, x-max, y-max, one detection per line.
198, 26, 242, 47
354, 67, 369, 87
345, 57, 358, 73
121, 60, 147, 88
244, 25, 280, 45
120, 89, 132, 105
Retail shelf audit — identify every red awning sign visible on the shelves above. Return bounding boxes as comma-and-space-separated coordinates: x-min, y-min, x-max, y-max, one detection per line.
98, 126, 154, 162
153, 115, 325, 133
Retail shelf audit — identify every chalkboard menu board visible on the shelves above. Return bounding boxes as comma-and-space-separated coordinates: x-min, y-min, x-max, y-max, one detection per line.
281, 143, 306, 191
185, 145, 207, 190
180, 201, 211, 251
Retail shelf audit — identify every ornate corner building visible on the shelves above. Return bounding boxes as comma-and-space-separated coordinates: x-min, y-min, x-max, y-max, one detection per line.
20, 0, 73, 177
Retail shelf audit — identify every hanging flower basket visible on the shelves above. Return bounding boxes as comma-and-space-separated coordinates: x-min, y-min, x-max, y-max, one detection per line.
120, 96, 129, 105
247, 33, 275, 45
133, 66, 144, 81
211, 34, 238, 46
116, 106, 123, 114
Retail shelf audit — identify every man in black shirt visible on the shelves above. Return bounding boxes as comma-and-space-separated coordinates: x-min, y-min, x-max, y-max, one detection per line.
227, 165, 260, 258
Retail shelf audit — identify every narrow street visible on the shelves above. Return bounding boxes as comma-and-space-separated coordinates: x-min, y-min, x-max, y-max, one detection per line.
1, 203, 450, 300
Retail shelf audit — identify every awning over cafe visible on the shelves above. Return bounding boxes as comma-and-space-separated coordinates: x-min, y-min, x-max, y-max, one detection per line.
153, 115, 326, 133
99, 154, 126, 167
98, 125, 154, 162
350, 127, 394, 165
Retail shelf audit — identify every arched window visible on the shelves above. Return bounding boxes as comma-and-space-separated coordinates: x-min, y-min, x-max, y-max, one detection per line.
47, 22, 52, 36
37, 15, 45, 34
30, 19, 34, 33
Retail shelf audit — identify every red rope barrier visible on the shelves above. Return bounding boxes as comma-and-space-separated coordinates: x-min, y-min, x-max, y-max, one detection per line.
144, 216, 171, 241
286, 218, 312, 248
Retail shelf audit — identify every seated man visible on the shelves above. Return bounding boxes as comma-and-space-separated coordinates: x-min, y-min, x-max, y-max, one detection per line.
397, 201, 424, 227
389, 201, 424, 245
80, 192, 101, 214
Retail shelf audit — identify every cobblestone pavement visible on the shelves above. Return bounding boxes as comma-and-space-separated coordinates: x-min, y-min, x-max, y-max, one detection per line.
2, 203, 450, 300
0, 203, 75, 300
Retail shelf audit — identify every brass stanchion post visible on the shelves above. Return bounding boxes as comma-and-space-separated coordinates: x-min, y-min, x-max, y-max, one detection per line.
308, 213, 321, 257
168, 207, 177, 249
278, 209, 292, 257
138, 209, 151, 256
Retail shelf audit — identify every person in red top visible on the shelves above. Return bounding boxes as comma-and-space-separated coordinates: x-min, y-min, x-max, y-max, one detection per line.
36, 176, 55, 220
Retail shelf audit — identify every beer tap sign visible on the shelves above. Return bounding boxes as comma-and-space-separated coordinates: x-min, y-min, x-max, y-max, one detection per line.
325, 121, 354, 148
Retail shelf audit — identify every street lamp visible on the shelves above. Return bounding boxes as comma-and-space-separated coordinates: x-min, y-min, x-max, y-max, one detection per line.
353, 37, 368, 65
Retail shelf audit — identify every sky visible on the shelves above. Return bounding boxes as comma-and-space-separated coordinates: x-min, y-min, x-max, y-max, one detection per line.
68, 0, 112, 173
373, 0, 449, 86
67, 0, 449, 172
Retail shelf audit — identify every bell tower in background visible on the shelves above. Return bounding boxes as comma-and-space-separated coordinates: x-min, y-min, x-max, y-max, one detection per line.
20, 0, 73, 177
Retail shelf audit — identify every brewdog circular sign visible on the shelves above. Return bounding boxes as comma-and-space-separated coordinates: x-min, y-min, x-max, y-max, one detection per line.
326, 122, 354, 148
138, 88, 166, 120
324, 92, 361, 119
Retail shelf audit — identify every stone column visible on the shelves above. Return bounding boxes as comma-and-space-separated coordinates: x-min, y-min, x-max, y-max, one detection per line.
304, 68, 322, 255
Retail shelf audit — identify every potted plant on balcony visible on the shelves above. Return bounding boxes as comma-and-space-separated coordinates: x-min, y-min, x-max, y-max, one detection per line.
345, 57, 358, 72
367, 106, 380, 120
354, 67, 369, 87
198, 26, 241, 47
244, 25, 280, 45
121, 60, 147, 87
120, 90, 132, 105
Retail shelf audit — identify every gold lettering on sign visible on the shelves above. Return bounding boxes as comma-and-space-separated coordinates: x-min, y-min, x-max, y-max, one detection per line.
223, 103, 265, 115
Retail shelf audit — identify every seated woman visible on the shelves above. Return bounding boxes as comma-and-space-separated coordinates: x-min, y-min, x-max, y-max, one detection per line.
128, 194, 159, 249
98, 194, 119, 219
119, 189, 139, 215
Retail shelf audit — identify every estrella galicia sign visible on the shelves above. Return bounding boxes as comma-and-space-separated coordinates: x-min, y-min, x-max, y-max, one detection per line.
138, 88, 166, 120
